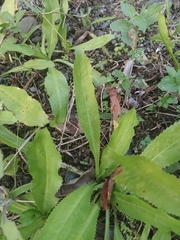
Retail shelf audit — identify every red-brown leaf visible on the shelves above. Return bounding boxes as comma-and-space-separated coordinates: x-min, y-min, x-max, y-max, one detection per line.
100, 166, 123, 211
107, 87, 121, 121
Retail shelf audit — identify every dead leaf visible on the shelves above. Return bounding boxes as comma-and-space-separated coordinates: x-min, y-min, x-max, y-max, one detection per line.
100, 166, 123, 211
56, 167, 95, 197
107, 87, 121, 127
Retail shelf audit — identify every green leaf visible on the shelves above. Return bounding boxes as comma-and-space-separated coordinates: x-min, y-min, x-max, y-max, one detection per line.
7, 201, 29, 215
132, 15, 147, 33
1, 219, 23, 240
73, 48, 100, 176
152, 229, 171, 240
110, 19, 132, 32
0, 0, 17, 44
158, 14, 179, 70
0, 150, 3, 179
19, 209, 41, 226
0, 125, 28, 153
0, 86, 49, 127
41, 0, 60, 58
0, 42, 45, 57
112, 191, 180, 235
26, 128, 62, 214
0, 111, 17, 125
3, 154, 19, 176
140, 3, 163, 27
74, 203, 100, 240
34, 184, 94, 240
45, 67, 68, 126
114, 155, 180, 217
141, 224, 151, 240
114, 215, 124, 240
19, 215, 45, 240
141, 120, 180, 168
100, 109, 137, 178
92, 69, 112, 86
121, 3, 136, 18
91, 16, 116, 25
158, 76, 177, 91
2, 59, 54, 75
72, 34, 114, 51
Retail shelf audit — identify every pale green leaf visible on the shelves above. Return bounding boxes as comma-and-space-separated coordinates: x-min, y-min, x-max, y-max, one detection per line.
26, 128, 62, 214
0, 150, 3, 179
0, 125, 28, 153
110, 19, 132, 32
1, 219, 23, 240
140, 224, 151, 240
93, 69, 113, 86
72, 34, 114, 51
121, 3, 136, 18
73, 48, 100, 176
7, 201, 29, 215
91, 16, 116, 25
132, 15, 147, 33
45, 67, 68, 126
0, 0, 17, 44
3, 154, 19, 176
41, 0, 60, 58
1, 0, 17, 16
34, 184, 94, 240
100, 109, 137, 178
141, 120, 180, 168
158, 14, 179, 70
0, 86, 49, 127
112, 191, 180, 235
152, 229, 171, 240
74, 203, 100, 240
2, 59, 54, 75
114, 215, 124, 240
0, 42, 43, 57
114, 155, 180, 217
0, 111, 17, 125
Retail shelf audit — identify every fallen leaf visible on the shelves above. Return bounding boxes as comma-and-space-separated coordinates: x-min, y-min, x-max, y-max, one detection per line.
56, 167, 95, 197
100, 166, 123, 211
107, 87, 121, 127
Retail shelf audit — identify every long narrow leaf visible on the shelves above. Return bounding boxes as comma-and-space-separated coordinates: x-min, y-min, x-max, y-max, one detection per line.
141, 120, 180, 168
100, 109, 137, 178
112, 191, 180, 235
0, 125, 28, 153
1, 219, 23, 240
45, 67, 68, 126
72, 34, 114, 51
1, 59, 54, 75
152, 229, 171, 240
34, 184, 94, 240
74, 203, 100, 240
41, 0, 60, 58
0, 86, 49, 127
113, 154, 180, 217
26, 128, 62, 214
73, 48, 100, 176
158, 14, 179, 70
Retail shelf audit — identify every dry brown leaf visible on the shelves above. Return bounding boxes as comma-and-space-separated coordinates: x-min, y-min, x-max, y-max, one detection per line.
100, 166, 123, 211
107, 87, 121, 123
56, 167, 95, 197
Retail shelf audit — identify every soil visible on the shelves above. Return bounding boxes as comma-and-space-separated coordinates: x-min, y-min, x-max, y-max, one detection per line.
0, 0, 180, 239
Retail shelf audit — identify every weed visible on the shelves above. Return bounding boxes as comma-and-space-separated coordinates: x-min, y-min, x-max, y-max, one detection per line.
0, 0, 180, 239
